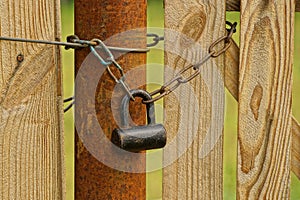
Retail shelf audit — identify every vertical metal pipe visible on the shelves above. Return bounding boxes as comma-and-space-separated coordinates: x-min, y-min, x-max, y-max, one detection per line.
74, 0, 147, 199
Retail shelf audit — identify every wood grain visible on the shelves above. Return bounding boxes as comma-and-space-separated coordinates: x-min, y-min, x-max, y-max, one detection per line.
238, 0, 294, 199
74, 0, 147, 199
225, 41, 239, 100
226, 0, 300, 11
0, 0, 64, 199
297, 1, 300, 12
292, 117, 300, 179
163, 0, 225, 199
226, 0, 241, 11
225, 41, 300, 180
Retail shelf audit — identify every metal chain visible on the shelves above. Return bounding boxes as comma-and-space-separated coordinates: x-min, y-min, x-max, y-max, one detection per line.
90, 39, 135, 100
90, 33, 166, 100
147, 33, 164, 47
143, 21, 237, 104
0, 23, 236, 110
63, 21, 235, 111
66, 34, 164, 107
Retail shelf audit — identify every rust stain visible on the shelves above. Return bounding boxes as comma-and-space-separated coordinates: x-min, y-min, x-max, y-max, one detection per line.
76, 140, 85, 160
250, 84, 263, 121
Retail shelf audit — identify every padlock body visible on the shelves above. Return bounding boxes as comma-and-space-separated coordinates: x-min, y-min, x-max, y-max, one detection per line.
112, 124, 166, 152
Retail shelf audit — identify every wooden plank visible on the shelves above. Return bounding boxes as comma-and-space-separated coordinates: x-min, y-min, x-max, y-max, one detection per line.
225, 41, 300, 180
163, 0, 225, 199
226, 0, 241, 11
292, 117, 300, 179
224, 42, 239, 100
0, 0, 64, 199
226, 0, 300, 11
74, 0, 147, 199
297, 1, 300, 12
238, 0, 294, 198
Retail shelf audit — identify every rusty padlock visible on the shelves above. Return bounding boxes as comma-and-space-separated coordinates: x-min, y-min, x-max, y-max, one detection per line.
111, 89, 166, 152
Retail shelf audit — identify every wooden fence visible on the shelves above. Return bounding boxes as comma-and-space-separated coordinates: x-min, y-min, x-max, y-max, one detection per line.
0, 0, 299, 199
164, 0, 297, 199
0, 0, 64, 199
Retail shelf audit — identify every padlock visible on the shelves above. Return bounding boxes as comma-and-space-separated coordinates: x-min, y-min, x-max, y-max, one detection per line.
111, 89, 166, 152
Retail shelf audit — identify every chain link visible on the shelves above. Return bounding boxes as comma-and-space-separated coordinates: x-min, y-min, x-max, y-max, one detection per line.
143, 21, 237, 104
147, 33, 164, 47
90, 40, 135, 100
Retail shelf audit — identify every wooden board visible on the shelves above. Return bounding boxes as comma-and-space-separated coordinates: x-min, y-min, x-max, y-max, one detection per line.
225, 41, 300, 180
0, 0, 64, 199
292, 117, 300, 179
163, 0, 225, 199
226, 0, 300, 12
74, 0, 147, 199
226, 0, 241, 11
238, 0, 294, 198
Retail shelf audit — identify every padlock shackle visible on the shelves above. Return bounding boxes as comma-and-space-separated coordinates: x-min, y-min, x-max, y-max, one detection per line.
120, 89, 156, 127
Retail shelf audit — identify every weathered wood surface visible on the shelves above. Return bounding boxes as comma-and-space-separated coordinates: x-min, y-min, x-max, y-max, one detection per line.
226, 0, 240, 11
163, 0, 225, 199
224, 42, 239, 100
238, 0, 294, 198
74, 0, 147, 199
225, 41, 300, 180
292, 117, 300, 179
226, 0, 300, 11
0, 0, 64, 199
297, 1, 300, 12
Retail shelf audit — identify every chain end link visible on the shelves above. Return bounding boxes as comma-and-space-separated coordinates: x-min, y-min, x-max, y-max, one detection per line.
119, 79, 135, 101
